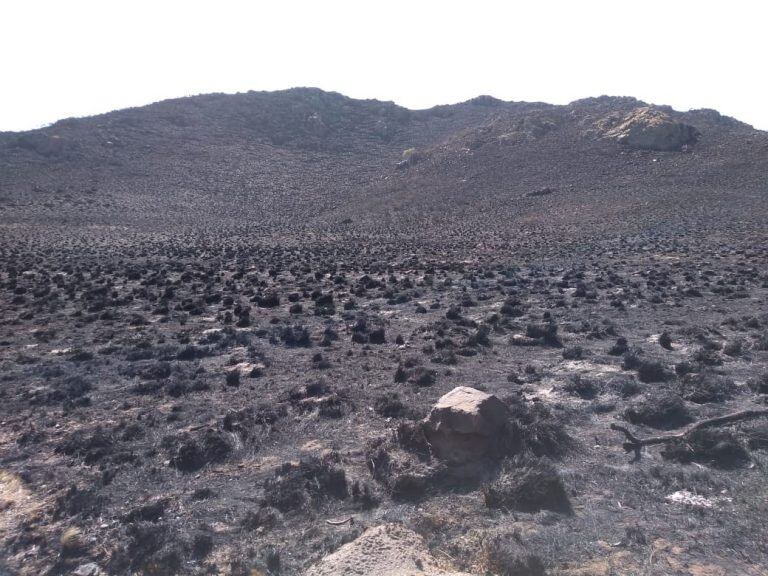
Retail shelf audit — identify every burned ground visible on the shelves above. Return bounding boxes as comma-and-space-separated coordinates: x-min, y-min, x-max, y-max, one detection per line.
1, 89, 768, 575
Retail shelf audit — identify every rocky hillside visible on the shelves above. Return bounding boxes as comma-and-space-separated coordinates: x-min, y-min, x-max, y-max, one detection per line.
0, 90, 512, 229
2, 89, 765, 245
357, 98, 767, 237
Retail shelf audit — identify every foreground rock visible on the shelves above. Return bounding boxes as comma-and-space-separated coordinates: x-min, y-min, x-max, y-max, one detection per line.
602, 106, 699, 151
424, 386, 510, 463
304, 524, 474, 576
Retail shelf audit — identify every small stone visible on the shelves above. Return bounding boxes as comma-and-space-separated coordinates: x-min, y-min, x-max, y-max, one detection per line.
73, 562, 102, 576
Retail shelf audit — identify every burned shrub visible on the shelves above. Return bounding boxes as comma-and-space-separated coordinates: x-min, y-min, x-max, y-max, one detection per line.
636, 360, 672, 383
374, 392, 408, 418
662, 428, 750, 469
500, 298, 525, 317
365, 434, 438, 502
390, 471, 429, 501
320, 326, 339, 347
53, 484, 105, 519
745, 422, 768, 451
351, 330, 368, 344
621, 348, 671, 383
679, 372, 736, 404
167, 429, 233, 472
59, 375, 92, 400
311, 352, 331, 369
263, 455, 348, 513
563, 374, 600, 400
608, 337, 629, 356
480, 532, 546, 576
431, 348, 458, 365
466, 324, 492, 347
366, 439, 394, 484
624, 393, 691, 429
693, 346, 723, 367
396, 420, 432, 455
410, 366, 436, 387
483, 456, 572, 514
289, 303, 303, 314
256, 290, 280, 308
675, 361, 696, 377
317, 394, 349, 418
242, 506, 283, 531
747, 372, 768, 395
132, 380, 164, 396
176, 345, 211, 361
445, 305, 463, 321
502, 395, 572, 459
235, 308, 251, 327
658, 331, 673, 350
314, 293, 336, 316
562, 345, 586, 361
165, 380, 191, 397
108, 522, 186, 576
68, 349, 94, 362
301, 379, 331, 398
225, 369, 241, 387
222, 402, 283, 440
754, 330, 768, 351
621, 349, 643, 370
190, 488, 215, 501
289, 381, 351, 418
31, 375, 92, 406
350, 314, 387, 344
280, 324, 311, 347
351, 480, 381, 510
723, 338, 746, 357
190, 531, 213, 560
123, 498, 168, 523
609, 375, 642, 398
368, 327, 387, 344
525, 322, 562, 347
139, 361, 172, 381
56, 426, 114, 464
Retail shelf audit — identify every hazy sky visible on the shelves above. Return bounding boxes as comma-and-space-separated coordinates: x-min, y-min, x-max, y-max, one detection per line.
2, 1, 767, 132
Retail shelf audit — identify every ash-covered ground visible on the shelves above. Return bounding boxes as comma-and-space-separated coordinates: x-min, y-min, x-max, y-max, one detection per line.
1, 89, 767, 575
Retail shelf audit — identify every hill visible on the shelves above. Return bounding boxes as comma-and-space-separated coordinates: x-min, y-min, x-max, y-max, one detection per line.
1, 89, 766, 262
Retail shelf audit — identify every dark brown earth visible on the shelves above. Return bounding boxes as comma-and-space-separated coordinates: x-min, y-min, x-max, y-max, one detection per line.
1, 88, 767, 575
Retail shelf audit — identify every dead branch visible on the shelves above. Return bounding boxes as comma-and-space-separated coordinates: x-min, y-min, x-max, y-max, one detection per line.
325, 516, 354, 526
611, 408, 768, 462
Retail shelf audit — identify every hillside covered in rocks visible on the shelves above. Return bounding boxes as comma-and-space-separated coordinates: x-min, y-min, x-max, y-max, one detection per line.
1, 89, 767, 576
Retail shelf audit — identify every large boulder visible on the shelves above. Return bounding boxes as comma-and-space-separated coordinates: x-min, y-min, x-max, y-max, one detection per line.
602, 107, 699, 151
424, 386, 510, 463
304, 524, 474, 576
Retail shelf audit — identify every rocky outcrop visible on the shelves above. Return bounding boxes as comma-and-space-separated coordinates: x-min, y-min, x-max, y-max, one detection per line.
304, 524, 474, 576
602, 107, 699, 151
424, 387, 510, 463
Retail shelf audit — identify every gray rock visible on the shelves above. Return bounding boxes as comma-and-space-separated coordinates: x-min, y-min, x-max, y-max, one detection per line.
424, 386, 510, 463
72, 563, 103, 576
304, 523, 475, 576
603, 107, 699, 151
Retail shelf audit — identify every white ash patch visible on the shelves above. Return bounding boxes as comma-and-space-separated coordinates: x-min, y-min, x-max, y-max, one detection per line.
665, 490, 732, 508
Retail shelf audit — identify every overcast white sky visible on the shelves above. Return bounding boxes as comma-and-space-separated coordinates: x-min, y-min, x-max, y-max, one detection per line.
1, 1, 767, 132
